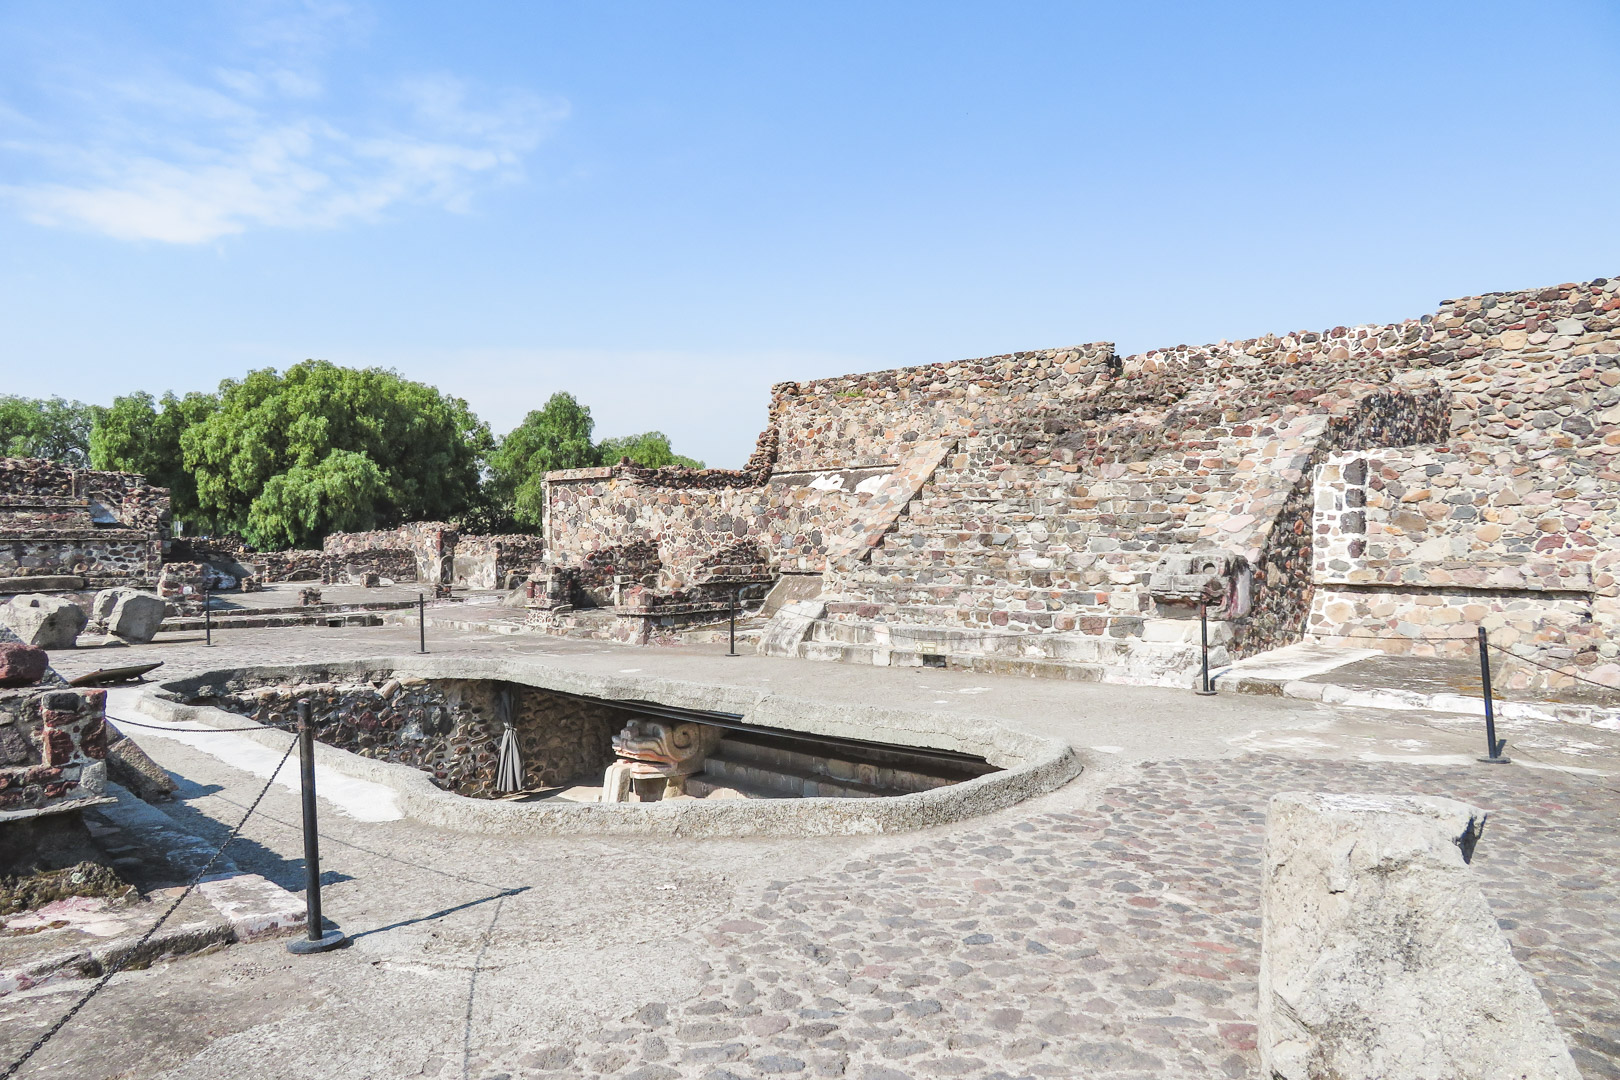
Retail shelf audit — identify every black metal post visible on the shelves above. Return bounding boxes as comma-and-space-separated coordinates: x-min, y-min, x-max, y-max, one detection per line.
289, 701, 346, 953
1477, 627, 1510, 764
203, 581, 212, 647
1194, 602, 1216, 695
726, 587, 740, 657
418, 591, 427, 654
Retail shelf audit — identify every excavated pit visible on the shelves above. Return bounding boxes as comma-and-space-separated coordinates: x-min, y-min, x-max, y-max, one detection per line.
143, 658, 1080, 836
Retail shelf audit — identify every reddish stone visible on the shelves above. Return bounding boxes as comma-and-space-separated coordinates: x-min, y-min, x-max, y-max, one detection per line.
0, 643, 48, 688
43, 728, 76, 766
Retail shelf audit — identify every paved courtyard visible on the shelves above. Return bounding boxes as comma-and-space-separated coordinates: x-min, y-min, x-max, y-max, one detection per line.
3, 619, 1617, 1079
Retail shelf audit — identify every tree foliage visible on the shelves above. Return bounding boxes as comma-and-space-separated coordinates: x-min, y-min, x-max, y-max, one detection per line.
484, 392, 597, 529
179, 361, 491, 549
596, 431, 704, 470
0, 396, 101, 466
90, 391, 217, 525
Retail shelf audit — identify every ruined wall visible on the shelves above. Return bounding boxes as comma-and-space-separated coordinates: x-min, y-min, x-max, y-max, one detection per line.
1309, 444, 1619, 688
255, 549, 325, 582
322, 522, 458, 586
0, 459, 168, 588
0, 685, 108, 817
205, 673, 626, 796
454, 534, 545, 590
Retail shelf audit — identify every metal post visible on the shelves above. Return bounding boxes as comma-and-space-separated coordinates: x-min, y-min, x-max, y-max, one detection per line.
418, 591, 427, 654
1194, 602, 1216, 695
1477, 627, 1510, 764
288, 700, 346, 953
203, 581, 212, 647
726, 587, 740, 657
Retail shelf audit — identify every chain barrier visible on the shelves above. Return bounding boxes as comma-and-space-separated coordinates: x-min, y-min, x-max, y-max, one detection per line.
1, 732, 299, 1080
1484, 641, 1620, 698
106, 713, 281, 735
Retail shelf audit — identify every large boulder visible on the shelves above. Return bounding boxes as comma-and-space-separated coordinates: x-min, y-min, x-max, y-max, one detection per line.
2, 594, 87, 649
102, 589, 167, 644
0, 642, 48, 687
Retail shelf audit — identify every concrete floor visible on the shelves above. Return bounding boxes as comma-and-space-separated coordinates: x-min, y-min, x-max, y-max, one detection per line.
2, 620, 1616, 1079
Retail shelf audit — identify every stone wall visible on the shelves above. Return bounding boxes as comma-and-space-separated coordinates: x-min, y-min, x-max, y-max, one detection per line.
454, 534, 545, 591
204, 673, 627, 797
254, 549, 325, 582
541, 272, 1620, 683
1309, 444, 1619, 688
321, 522, 458, 586
0, 458, 169, 589
0, 684, 108, 819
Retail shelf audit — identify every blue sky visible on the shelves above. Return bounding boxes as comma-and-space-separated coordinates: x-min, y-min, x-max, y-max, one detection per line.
2, 1, 1618, 467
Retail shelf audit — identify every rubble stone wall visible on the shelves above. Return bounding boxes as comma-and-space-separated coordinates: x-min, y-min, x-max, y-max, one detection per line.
0, 685, 108, 818
203, 672, 628, 797
455, 534, 545, 590
0, 458, 169, 589
1310, 444, 1620, 688
322, 522, 458, 585
254, 549, 325, 582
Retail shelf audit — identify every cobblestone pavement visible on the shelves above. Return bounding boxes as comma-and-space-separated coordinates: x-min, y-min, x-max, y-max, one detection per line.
13, 625, 1619, 1080
455, 756, 1618, 1080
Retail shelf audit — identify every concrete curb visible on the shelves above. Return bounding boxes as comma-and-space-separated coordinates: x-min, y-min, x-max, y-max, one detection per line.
135, 655, 1084, 838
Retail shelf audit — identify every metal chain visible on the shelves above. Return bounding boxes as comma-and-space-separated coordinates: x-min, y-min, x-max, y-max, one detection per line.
1, 732, 299, 1080
106, 713, 280, 735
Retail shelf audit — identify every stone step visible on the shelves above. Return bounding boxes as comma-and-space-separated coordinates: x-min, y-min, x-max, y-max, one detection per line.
695, 755, 890, 799
708, 739, 958, 795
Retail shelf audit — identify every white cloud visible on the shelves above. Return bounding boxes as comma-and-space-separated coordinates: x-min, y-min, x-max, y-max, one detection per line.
0, 5, 563, 243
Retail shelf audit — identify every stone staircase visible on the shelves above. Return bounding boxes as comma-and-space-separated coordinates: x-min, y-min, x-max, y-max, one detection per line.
685, 729, 995, 800
788, 612, 1229, 686
795, 435, 1241, 686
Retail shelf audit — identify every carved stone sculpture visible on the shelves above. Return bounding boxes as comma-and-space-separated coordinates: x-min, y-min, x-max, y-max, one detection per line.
1148, 550, 1252, 619
600, 718, 723, 802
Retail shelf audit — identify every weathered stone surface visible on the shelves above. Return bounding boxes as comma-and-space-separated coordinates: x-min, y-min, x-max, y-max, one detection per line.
103, 589, 166, 644
757, 600, 826, 657
1260, 791, 1578, 1080
1, 594, 87, 649
0, 643, 48, 687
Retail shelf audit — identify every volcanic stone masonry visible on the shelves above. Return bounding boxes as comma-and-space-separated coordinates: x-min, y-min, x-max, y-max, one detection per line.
544, 273, 1620, 688
197, 672, 629, 797
0, 459, 169, 592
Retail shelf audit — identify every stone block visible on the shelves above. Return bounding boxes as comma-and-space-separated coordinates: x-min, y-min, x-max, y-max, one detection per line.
1260, 792, 1578, 1080
1, 594, 87, 649
0, 643, 48, 688
104, 589, 167, 644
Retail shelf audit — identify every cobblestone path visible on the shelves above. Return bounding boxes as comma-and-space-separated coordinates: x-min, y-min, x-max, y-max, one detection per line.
472, 756, 1617, 1080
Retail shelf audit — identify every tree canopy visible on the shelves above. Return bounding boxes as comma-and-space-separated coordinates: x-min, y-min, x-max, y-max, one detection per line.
0, 396, 100, 466
2, 365, 709, 548
484, 392, 599, 529
597, 431, 704, 470
179, 361, 492, 548
91, 391, 217, 524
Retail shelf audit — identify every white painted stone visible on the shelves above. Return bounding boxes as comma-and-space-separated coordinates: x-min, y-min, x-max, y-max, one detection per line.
197, 873, 306, 942
1261, 792, 1578, 1080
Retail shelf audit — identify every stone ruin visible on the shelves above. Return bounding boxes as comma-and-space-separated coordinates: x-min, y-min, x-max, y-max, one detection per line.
543, 273, 1620, 690
0, 458, 168, 597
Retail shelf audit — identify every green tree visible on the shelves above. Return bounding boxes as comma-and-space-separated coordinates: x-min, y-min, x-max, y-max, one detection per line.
179, 361, 491, 549
596, 431, 704, 470
485, 392, 598, 529
91, 391, 218, 528
0, 396, 101, 465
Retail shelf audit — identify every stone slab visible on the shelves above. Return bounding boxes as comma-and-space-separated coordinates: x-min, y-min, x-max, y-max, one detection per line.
1260, 791, 1579, 1080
